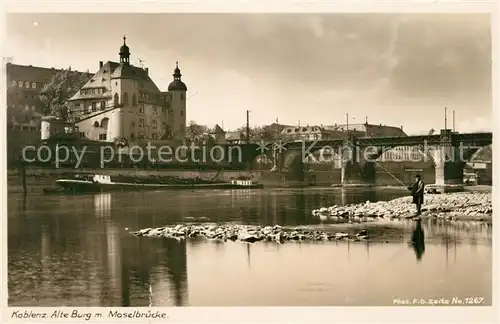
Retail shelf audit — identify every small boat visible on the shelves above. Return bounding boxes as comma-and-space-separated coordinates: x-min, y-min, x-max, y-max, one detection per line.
53, 174, 263, 194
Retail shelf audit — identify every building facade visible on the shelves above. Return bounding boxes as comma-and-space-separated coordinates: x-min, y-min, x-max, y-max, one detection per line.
67, 37, 188, 143
6, 63, 92, 129
280, 125, 337, 141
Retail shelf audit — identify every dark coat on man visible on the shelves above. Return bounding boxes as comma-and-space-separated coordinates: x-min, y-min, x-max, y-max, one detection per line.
411, 179, 425, 205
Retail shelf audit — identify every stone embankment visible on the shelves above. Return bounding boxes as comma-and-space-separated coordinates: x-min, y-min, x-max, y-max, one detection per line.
312, 192, 492, 222
131, 224, 369, 244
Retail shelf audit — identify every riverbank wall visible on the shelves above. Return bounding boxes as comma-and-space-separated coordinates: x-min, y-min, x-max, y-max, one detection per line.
11, 160, 435, 189
7, 168, 286, 193
5, 166, 446, 194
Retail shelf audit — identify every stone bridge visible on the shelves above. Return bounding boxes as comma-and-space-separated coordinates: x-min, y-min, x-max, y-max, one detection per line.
232, 129, 492, 186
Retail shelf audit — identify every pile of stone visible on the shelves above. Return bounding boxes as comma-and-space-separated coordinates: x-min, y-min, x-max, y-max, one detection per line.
130, 224, 369, 243
312, 192, 492, 221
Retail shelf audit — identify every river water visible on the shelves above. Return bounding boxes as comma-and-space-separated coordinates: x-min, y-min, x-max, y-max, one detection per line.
8, 187, 492, 306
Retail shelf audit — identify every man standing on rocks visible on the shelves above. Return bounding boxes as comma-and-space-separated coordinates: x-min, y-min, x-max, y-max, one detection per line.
410, 174, 425, 215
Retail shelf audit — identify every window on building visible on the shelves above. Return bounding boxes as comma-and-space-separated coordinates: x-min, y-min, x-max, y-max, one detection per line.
31, 105, 35, 111
132, 94, 137, 105
32, 82, 36, 88
99, 134, 107, 140
152, 120, 157, 129
152, 133, 157, 140
139, 105, 144, 114
180, 110, 184, 117
79, 132, 86, 138
92, 102, 97, 112
139, 132, 144, 139
139, 119, 144, 127
114, 93, 119, 106
75, 103, 81, 111
24, 104, 29, 110
25, 82, 30, 88
18, 81, 23, 88
180, 94, 185, 100
153, 107, 157, 115
100, 101, 106, 110
11, 81, 17, 87
123, 92, 129, 105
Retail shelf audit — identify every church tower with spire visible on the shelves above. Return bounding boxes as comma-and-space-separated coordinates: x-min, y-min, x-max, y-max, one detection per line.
167, 61, 187, 140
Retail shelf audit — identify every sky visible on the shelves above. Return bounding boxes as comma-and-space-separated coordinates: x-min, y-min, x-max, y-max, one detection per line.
5, 13, 493, 134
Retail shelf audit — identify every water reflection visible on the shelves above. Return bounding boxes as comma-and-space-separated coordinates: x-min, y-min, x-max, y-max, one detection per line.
8, 188, 492, 306
160, 238, 188, 306
411, 220, 425, 261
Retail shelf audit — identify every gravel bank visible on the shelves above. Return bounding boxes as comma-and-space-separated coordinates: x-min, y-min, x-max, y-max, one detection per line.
312, 192, 492, 222
131, 224, 369, 243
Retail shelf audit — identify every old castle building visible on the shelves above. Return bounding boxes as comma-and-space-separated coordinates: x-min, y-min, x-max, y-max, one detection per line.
67, 37, 187, 143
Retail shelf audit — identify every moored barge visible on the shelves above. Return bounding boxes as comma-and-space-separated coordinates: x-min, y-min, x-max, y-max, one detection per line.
52, 174, 263, 193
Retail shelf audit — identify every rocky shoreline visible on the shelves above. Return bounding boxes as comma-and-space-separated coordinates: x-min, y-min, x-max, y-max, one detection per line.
312, 192, 492, 222
129, 192, 491, 244
130, 224, 369, 244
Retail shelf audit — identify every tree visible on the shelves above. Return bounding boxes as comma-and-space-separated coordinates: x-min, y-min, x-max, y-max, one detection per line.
255, 125, 278, 142
39, 68, 92, 121
236, 125, 276, 142
113, 137, 128, 148
186, 121, 209, 142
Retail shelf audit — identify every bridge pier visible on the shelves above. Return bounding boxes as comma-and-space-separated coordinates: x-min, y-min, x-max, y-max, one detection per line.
428, 130, 468, 191
431, 147, 465, 186
340, 137, 377, 186
341, 160, 376, 185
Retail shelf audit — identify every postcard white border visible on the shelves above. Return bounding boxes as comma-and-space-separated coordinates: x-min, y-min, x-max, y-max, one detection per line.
1, 1, 499, 323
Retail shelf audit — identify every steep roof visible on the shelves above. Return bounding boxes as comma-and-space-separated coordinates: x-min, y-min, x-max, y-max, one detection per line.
7, 63, 93, 84
226, 131, 244, 141
324, 123, 407, 137
211, 124, 225, 134
68, 61, 163, 105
